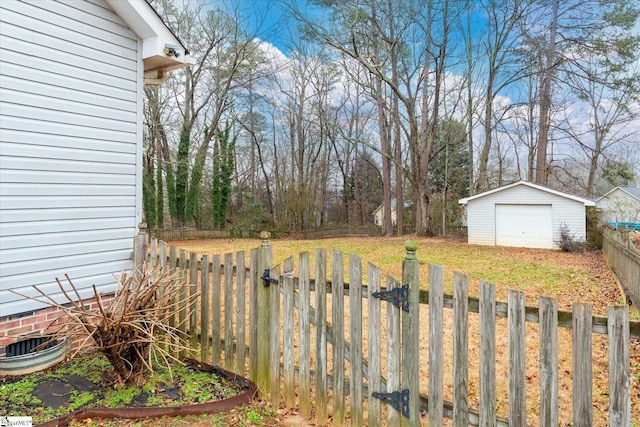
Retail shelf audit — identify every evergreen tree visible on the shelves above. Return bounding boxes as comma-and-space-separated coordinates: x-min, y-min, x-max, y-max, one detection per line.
211, 124, 237, 228
174, 125, 191, 227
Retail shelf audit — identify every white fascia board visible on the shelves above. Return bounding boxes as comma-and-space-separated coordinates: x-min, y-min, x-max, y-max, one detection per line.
105, 0, 195, 70
620, 188, 640, 201
596, 188, 616, 203
459, 181, 595, 206
597, 187, 640, 203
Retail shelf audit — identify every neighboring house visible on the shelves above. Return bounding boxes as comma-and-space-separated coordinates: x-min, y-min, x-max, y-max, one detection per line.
595, 186, 640, 229
459, 181, 595, 249
373, 199, 411, 227
373, 201, 396, 227
0, 0, 193, 339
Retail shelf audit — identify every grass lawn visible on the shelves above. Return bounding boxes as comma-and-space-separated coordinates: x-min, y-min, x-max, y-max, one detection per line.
166, 235, 626, 316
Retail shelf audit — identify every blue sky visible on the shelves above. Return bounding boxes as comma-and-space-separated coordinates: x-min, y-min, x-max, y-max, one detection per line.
245, 0, 290, 51
225, 0, 320, 55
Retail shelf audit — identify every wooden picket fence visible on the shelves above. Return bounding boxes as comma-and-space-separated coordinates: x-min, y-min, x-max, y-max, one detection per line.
142, 235, 636, 426
603, 228, 640, 308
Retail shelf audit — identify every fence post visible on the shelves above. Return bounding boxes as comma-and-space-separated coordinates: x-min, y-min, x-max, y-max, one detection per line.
178, 250, 187, 359
257, 231, 272, 398
236, 251, 246, 376
189, 252, 198, 355
573, 303, 593, 427
331, 250, 346, 426
479, 281, 496, 426
315, 248, 328, 425
508, 290, 526, 426
452, 272, 469, 426
608, 306, 630, 426
249, 249, 259, 383
283, 257, 296, 408
427, 262, 443, 426
224, 253, 235, 369
539, 297, 558, 426
200, 255, 210, 364
349, 254, 364, 426
402, 240, 420, 427
133, 221, 148, 275
211, 255, 222, 365
299, 253, 311, 417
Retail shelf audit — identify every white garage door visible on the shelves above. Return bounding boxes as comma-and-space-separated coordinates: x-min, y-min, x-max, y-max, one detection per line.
495, 204, 553, 249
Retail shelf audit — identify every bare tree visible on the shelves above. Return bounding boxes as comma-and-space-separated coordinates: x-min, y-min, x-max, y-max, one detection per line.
474, 0, 533, 192
525, 0, 640, 186
296, 0, 461, 235
560, 61, 640, 197
148, 0, 268, 228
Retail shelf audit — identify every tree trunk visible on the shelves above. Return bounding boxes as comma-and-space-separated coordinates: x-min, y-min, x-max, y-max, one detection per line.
370, 4, 393, 237
476, 75, 494, 193
375, 75, 393, 237
388, 0, 403, 236
535, 0, 558, 185
586, 131, 604, 198
465, 0, 475, 196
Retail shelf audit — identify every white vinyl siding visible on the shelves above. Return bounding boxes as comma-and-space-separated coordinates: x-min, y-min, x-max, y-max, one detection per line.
466, 184, 589, 249
0, 0, 142, 317
596, 189, 640, 224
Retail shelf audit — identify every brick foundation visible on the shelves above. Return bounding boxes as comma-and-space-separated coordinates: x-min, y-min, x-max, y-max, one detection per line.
0, 294, 115, 353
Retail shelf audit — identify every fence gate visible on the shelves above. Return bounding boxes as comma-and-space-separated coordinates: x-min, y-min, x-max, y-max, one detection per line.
369, 241, 421, 426
253, 238, 422, 426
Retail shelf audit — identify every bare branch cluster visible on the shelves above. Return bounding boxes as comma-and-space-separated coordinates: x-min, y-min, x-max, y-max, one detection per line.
11, 268, 198, 386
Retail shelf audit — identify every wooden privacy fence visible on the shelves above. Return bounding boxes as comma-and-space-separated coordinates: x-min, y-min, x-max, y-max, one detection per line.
142, 234, 635, 426
603, 228, 640, 308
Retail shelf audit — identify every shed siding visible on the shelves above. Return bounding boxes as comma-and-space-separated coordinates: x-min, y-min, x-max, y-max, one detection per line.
467, 184, 587, 249
0, 0, 141, 317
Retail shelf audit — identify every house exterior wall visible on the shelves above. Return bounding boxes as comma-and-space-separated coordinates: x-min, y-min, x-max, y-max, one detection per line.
373, 206, 397, 227
466, 184, 587, 249
596, 189, 640, 225
0, 0, 143, 318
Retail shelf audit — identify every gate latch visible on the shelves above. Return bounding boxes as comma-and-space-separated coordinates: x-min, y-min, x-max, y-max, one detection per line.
372, 389, 410, 418
372, 285, 409, 312
261, 269, 279, 287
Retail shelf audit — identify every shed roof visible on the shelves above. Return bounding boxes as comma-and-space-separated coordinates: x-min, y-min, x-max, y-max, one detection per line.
458, 180, 595, 206
105, 0, 195, 75
596, 186, 640, 202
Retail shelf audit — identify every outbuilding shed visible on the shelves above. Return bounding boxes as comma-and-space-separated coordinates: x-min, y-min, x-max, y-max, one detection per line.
459, 181, 595, 249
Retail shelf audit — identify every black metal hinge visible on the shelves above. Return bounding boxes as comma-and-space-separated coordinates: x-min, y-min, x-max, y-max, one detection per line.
372, 389, 410, 418
372, 285, 409, 312
261, 269, 279, 287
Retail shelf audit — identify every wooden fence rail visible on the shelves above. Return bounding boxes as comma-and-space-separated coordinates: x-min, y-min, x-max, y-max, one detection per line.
143, 236, 635, 426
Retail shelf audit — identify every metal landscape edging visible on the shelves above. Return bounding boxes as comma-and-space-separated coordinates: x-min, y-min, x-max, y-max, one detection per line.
35, 358, 258, 427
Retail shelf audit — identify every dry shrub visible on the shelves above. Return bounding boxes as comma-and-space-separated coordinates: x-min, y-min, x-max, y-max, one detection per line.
557, 223, 586, 252
11, 267, 197, 386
